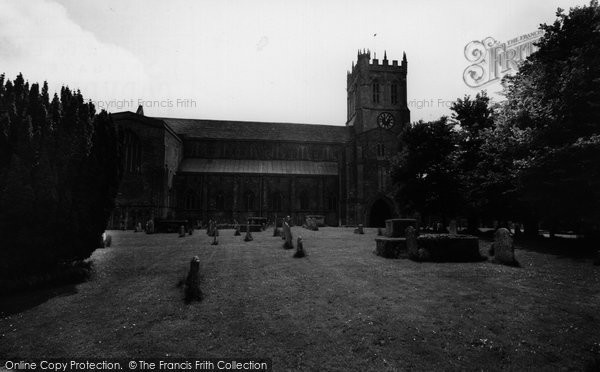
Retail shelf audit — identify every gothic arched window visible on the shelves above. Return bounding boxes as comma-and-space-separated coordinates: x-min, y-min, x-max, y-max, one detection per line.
244, 190, 255, 211
216, 192, 225, 210
376, 143, 385, 158
122, 130, 142, 173
299, 190, 309, 210
391, 82, 398, 104
372, 80, 380, 104
185, 191, 197, 210
272, 192, 283, 211
327, 194, 337, 211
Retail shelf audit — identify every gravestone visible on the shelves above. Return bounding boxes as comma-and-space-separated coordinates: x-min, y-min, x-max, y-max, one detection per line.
146, 219, 154, 234
283, 222, 294, 249
281, 221, 288, 240
491, 228, 517, 265
293, 237, 306, 258
179, 225, 186, 237
406, 226, 419, 259
184, 256, 202, 302
448, 220, 458, 235
244, 228, 254, 242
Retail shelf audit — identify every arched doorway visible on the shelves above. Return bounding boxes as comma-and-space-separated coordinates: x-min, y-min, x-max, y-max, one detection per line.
368, 199, 392, 227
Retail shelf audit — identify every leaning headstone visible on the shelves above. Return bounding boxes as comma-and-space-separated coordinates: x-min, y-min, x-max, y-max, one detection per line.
448, 220, 458, 235
244, 229, 254, 242
179, 225, 186, 237
208, 220, 217, 237
293, 237, 306, 258
184, 256, 202, 303
492, 228, 517, 265
283, 222, 294, 249
282, 221, 289, 240
406, 226, 419, 259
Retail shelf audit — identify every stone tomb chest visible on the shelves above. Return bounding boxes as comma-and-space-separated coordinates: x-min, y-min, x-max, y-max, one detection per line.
385, 219, 418, 238
375, 218, 481, 262
305, 215, 325, 227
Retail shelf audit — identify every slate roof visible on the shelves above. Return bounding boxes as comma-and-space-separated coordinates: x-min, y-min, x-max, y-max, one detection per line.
179, 159, 339, 175
157, 117, 351, 144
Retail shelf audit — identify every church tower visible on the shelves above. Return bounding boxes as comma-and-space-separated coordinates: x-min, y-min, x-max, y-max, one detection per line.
344, 49, 410, 227
346, 49, 410, 131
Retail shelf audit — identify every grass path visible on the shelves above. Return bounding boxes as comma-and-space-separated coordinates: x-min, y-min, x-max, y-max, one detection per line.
1, 227, 599, 370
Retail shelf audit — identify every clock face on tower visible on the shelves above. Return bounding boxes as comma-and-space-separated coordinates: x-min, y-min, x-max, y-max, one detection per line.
377, 112, 395, 129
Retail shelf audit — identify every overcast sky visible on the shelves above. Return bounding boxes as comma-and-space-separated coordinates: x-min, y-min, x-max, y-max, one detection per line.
0, 0, 586, 125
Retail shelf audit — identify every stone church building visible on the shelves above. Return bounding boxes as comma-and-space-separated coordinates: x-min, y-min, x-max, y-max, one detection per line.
110, 50, 410, 228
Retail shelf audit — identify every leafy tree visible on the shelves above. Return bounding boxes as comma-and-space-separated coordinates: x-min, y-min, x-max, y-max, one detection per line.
390, 117, 462, 223
450, 92, 496, 231
503, 0, 600, 235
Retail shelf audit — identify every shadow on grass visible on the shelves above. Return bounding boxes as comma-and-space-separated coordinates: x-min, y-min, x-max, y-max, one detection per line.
0, 284, 78, 317
515, 236, 597, 261
0, 261, 92, 316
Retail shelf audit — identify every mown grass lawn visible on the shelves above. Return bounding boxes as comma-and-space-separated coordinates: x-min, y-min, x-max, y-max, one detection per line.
1, 227, 599, 371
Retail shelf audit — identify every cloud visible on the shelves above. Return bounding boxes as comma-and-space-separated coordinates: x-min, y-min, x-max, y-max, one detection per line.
0, 0, 147, 108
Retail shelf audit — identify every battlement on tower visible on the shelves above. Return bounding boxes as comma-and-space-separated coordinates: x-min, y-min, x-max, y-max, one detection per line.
347, 49, 407, 80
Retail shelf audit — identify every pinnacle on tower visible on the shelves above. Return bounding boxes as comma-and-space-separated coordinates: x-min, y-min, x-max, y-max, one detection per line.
384, 50, 387, 60
403, 51, 407, 62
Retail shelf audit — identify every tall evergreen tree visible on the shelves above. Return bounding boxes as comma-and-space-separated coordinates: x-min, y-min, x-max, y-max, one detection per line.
0, 74, 121, 286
